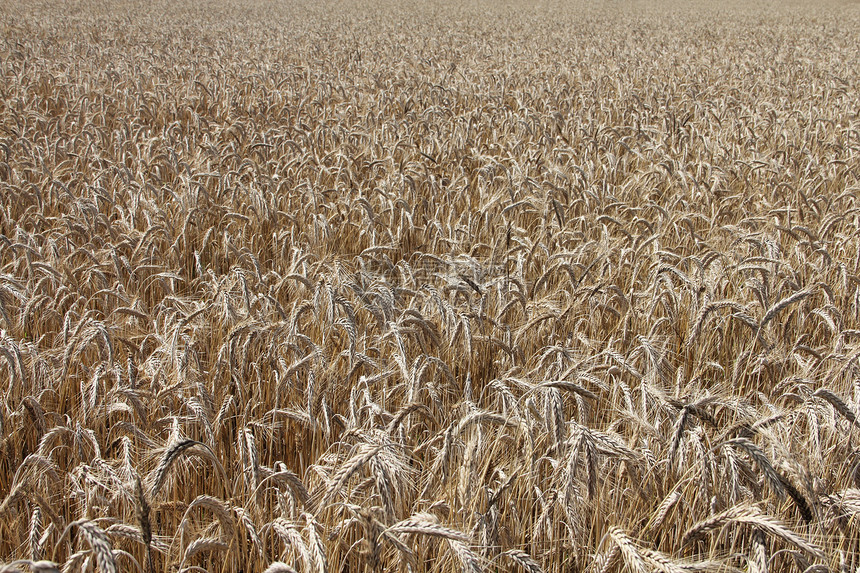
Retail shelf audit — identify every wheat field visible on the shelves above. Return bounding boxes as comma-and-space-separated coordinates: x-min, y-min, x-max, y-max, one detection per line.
1, 0, 859, 571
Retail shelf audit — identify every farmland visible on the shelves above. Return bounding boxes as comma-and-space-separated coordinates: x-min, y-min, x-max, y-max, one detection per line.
1, 0, 860, 571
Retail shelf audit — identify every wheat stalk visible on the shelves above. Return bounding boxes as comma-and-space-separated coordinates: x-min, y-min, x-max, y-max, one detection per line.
683, 504, 823, 558
262, 563, 298, 573
503, 549, 543, 573
56, 520, 117, 573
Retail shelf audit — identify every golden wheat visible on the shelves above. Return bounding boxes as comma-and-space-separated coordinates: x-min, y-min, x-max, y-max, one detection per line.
0, 0, 859, 571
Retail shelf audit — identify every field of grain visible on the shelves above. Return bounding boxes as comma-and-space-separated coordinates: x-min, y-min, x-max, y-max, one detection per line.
1, 0, 859, 571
